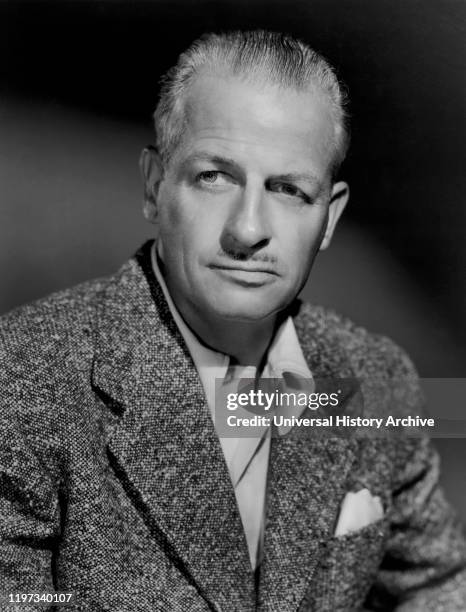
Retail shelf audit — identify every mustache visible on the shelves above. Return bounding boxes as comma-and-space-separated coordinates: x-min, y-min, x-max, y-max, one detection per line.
216, 250, 278, 264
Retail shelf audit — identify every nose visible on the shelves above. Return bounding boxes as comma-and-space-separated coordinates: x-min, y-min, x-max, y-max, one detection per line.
221, 183, 271, 257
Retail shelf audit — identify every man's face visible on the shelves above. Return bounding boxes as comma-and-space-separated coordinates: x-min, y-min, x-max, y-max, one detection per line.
144, 73, 348, 324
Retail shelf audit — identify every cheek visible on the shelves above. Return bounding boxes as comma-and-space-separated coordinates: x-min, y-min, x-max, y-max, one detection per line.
159, 189, 194, 229
158, 192, 198, 254
158, 191, 219, 266
278, 219, 327, 285
285, 222, 325, 260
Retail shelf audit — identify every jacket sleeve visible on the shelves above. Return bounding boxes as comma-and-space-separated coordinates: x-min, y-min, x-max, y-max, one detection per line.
0, 384, 62, 611
368, 437, 466, 610
364, 343, 466, 610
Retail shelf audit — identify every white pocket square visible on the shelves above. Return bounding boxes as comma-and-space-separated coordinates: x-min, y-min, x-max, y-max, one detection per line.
334, 488, 384, 536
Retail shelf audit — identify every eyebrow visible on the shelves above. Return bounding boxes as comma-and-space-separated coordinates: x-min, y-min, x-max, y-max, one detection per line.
184, 152, 321, 187
185, 152, 239, 168
272, 172, 321, 187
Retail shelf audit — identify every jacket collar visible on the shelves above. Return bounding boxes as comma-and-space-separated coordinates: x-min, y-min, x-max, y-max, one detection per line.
257, 303, 360, 611
91, 241, 358, 611
92, 242, 255, 609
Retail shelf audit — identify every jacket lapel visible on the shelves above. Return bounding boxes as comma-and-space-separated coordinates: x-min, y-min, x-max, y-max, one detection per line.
92, 245, 255, 610
257, 433, 357, 611
257, 304, 359, 611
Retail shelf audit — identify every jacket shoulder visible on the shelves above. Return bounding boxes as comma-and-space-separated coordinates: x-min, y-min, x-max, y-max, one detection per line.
0, 276, 106, 360
294, 300, 419, 380
0, 267, 132, 414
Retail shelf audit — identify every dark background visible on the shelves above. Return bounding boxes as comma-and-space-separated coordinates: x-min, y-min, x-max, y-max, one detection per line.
1, 1, 465, 514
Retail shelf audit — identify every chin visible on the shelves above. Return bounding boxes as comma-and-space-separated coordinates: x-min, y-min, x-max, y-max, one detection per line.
215, 309, 276, 323
206, 291, 289, 323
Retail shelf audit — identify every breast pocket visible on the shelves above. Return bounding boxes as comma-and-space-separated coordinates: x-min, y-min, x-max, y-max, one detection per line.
300, 518, 389, 612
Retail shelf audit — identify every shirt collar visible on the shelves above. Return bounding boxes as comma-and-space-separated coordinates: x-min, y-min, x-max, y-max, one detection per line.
150, 242, 312, 388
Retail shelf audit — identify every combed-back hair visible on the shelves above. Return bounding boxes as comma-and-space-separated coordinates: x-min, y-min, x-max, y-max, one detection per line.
153, 30, 350, 176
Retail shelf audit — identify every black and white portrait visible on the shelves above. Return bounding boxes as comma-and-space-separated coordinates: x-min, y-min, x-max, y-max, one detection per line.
0, 2, 465, 610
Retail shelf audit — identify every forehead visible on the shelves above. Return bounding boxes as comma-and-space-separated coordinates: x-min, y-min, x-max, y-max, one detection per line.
177, 71, 336, 177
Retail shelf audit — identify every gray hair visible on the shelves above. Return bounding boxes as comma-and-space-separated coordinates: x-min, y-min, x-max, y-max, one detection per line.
153, 30, 350, 176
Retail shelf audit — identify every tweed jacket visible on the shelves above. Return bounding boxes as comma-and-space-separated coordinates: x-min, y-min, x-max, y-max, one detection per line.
0, 241, 465, 612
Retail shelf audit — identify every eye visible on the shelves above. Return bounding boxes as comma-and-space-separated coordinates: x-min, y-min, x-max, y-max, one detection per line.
277, 183, 299, 197
270, 181, 311, 204
196, 170, 231, 185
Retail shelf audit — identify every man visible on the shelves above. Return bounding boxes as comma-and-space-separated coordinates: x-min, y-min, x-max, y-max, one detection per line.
0, 30, 465, 611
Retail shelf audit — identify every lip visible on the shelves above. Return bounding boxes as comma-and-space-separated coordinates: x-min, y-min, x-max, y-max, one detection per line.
209, 264, 278, 275
209, 264, 278, 287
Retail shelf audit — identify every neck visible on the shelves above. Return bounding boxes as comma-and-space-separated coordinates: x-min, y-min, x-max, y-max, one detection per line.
178, 305, 277, 368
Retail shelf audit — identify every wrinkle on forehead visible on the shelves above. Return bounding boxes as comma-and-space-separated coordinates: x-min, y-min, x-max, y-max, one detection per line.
176, 71, 336, 176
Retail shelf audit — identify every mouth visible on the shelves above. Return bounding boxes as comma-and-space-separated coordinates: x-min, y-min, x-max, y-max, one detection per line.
210, 263, 278, 274
209, 263, 278, 287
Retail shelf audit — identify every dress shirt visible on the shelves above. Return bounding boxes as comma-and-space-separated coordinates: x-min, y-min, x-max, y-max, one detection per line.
151, 243, 314, 569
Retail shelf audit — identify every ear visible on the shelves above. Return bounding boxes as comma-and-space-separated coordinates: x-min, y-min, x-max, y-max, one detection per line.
139, 146, 164, 224
319, 181, 349, 251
